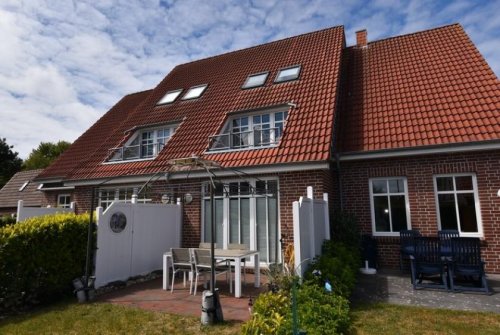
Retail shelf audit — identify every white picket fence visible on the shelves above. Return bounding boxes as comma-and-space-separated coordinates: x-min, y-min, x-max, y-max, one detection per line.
94, 200, 182, 288
16, 200, 75, 222
293, 186, 330, 277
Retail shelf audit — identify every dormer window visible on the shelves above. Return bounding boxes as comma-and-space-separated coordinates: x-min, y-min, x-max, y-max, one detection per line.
209, 108, 288, 151
19, 181, 29, 191
157, 89, 183, 105
242, 72, 269, 89
182, 84, 208, 100
108, 124, 178, 162
275, 65, 301, 83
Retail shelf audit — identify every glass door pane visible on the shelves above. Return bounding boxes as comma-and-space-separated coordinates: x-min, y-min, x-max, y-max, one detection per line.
256, 198, 268, 262
204, 198, 224, 246
268, 197, 278, 263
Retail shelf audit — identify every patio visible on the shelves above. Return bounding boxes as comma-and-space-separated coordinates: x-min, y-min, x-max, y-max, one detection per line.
97, 268, 500, 321
352, 269, 500, 313
97, 273, 266, 321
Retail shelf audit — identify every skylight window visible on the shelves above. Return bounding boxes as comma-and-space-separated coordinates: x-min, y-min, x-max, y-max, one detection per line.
182, 84, 208, 100
19, 181, 29, 191
242, 72, 269, 89
157, 89, 183, 105
275, 65, 301, 83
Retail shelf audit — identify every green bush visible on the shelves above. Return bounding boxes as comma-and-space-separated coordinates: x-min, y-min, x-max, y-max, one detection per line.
241, 283, 350, 335
0, 212, 89, 313
0, 215, 16, 228
330, 211, 360, 249
296, 283, 350, 335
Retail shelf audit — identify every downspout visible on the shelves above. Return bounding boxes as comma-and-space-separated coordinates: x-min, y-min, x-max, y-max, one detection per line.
334, 153, 344, 211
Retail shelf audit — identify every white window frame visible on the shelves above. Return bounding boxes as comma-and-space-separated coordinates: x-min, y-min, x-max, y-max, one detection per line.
57, 194, 71, 208
181, 84, 208, 100
200, 178, 281, 266
433, 173, 483, 237
98, 186, 152, 210
369, 177, 411, 237
209, 106, 288, 152
242, 72, 269, 89
274, 65, 301, 83
157, 89, 183, 105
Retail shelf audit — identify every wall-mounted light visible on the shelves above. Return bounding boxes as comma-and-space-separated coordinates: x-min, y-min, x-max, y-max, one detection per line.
497, 189, 500, 197
184, 193, 193, 204
161, 194, 170, 204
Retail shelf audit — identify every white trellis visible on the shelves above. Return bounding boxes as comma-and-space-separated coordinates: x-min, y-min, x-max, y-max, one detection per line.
292, 186, 330, 277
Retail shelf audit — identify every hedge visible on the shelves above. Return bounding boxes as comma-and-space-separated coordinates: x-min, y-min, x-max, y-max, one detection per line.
0, 212, 89, 313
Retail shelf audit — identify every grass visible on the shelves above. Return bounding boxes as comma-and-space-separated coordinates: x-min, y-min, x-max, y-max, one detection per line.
1, 300, 499, 335
350, 303, 500, 335
0, 300, 241, 335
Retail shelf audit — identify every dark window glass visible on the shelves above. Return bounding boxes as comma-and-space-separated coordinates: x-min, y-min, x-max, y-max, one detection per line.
240, 182, 250, 195
390, 195, 408, 232
436, 177, 453, 191
229, 182, 239, 196
374, 196, 390, 232
389, 179, 405, 193
438, 194, 458, 230
457, 193, 478, 232
372, 180, 387, 194
455, 176, 473, 191
256, 180, 266, 195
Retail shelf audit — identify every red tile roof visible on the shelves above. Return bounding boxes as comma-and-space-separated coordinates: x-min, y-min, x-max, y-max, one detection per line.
0, 169, 44, 208
39, 26, 345, 181
338, 24, 500, 153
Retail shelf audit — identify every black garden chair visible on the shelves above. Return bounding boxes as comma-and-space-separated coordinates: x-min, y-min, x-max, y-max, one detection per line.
410, 237, 449, 291
438, 229, 459, 259
399, 229, 421, 271
449, 237, 490, 294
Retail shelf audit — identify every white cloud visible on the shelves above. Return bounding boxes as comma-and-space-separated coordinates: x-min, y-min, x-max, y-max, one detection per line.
0, 0, 497, 159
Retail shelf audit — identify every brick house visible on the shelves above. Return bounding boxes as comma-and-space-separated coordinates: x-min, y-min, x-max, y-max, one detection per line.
36, 24, 500, 272
0, 169, 45, 216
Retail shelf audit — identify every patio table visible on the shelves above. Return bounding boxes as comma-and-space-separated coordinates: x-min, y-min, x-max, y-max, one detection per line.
163, 248, 260, 298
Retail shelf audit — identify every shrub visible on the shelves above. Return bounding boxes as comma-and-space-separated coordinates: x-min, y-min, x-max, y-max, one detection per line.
0, 215, 16, 228
241, 292, 291, 335
0, 212, 89, 313
330, 211, 360, 248
296, 283, 350, 335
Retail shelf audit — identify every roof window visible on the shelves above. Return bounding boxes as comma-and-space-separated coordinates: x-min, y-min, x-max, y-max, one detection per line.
19, 181, 29, 191
242, 72, 269, 89
275, 65, 301, 83
157, 89, 183, 105
182, 84, 208, 100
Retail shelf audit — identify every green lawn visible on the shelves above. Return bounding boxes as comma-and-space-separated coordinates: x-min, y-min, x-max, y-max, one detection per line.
0, 301, 499, 335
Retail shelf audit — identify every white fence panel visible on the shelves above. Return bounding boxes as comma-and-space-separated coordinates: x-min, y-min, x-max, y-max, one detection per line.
94, 201, 182, 288
16, 200, 75, 222
293, 187, 330, 277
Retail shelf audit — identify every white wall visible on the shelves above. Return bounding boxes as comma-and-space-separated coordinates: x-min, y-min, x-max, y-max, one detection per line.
16, 200, 75, 222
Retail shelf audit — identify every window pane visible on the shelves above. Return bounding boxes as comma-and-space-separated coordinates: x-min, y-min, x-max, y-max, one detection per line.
256, 198, 268, 262
241, 198, 250, 246
256, 180, 266, 195
455, 176, 473, 191
229, 182, 239, 195
157, 89, 182, 104
374, 196, 390, 232
275, 112, 283, 121
267, 180, 278, 196
276, 66, 301, 82
253, 115, 261, 124
230, 199, 239, 243
262, 114, 270, 123
457, 193, 478, 232
215, 199, 224, 245
372, 180, 387, 194
214, 183, 224, 196
243, 73, 268, 88
240, 182, 250, 195
438, 194, 458, 230
182, 85, 207, 100
389, 179, 405, 193
390, 195, 408, 232
268, 198, 278, 263
437, 177, 453, 191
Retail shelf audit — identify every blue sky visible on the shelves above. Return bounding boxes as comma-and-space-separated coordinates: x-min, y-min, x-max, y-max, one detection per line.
0, 0, 499, 158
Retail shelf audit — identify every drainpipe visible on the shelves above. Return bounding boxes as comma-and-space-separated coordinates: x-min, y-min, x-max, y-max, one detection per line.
334, 153, 344, 211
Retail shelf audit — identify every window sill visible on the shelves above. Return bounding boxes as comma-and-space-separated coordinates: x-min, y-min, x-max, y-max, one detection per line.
205, 145, 278, 154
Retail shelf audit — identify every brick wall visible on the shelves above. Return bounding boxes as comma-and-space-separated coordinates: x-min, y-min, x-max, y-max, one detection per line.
338, 150, 500, 273
62, 168, 334, 255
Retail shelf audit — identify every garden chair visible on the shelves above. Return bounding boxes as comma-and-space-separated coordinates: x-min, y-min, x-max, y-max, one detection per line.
228, 243, 249, 284
410, 237, 449, 291
438, 229, 459, 259
170, 248, 194, 294
449, 237, 489, 294
399, 229, 421, 271
192, 248, 231, 296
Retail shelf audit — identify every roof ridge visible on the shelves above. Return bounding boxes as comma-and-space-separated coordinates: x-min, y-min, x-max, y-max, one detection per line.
346, 23, 461, 49
175, 25, 344, 68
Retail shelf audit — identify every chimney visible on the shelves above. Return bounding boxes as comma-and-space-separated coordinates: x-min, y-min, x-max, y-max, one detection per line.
356, 29, 367, 47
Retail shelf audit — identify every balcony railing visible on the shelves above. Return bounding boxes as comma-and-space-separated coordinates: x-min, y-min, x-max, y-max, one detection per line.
209, 127, 280, 151
108, 142, 165, 161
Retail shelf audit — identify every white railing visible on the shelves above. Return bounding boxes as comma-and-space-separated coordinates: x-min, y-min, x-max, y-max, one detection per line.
108, 142, 165, 161
209, 127, 280, 151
